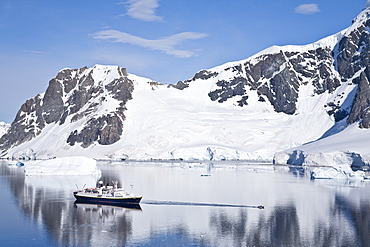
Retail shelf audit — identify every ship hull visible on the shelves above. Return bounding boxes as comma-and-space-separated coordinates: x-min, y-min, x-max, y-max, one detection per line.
74, 192, 142, 205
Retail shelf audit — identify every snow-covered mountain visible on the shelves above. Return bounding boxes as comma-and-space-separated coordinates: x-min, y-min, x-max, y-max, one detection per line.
0, 122, 10, 139
2, 3, 370, 161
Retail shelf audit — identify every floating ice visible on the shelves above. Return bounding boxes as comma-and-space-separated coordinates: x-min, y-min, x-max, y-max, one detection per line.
310, 164, 365, 180
24, 156, 101, 176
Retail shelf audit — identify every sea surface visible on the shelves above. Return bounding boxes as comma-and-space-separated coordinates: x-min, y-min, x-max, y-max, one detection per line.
1, 160, 370, 247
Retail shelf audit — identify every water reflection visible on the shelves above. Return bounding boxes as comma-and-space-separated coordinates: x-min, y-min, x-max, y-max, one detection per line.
1, 161, 370, 246
69, 202, 139, 246
1, 162, 139, 246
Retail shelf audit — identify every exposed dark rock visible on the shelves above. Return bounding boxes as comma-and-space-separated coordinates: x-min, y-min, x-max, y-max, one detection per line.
59, 67, 87, 94
42, 77, 64, 124
170, 69, 219, 90
67, 114, 123, 148
192, 70, 219, 81
258, 96, 266, 102
168, 81, 189, 90
237, 96, 249, 107
105, 77, 134, 107
207, 46, 339, 114
208, 77, 247, 103
0, 95, 44, 151
251, 52, 287, 81
225, 65, 243, 73
326, 102, 340, 116
258, 66, 299, 114
0, 66, 133, 154
347, 67, 370, 128
336, 20, 370, 80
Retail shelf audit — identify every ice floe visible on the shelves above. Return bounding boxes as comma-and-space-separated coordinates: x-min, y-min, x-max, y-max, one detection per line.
24, 156, 101, 176
310, 164, 365, 180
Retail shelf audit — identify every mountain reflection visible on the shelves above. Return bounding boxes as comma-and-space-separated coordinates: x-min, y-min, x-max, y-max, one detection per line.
2, 162, 370, 246
68, 203, 137, 246
207, 198, 370, 247
1, 163, 138, 246
210, 206, 300, 246
210, 210, 248, 242
267, 205, 300, 246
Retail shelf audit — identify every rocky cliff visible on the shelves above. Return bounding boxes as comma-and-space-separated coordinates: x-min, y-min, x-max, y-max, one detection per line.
0, 66, 135, 155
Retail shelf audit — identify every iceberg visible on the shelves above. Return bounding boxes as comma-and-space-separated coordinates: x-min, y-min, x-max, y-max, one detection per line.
24, 156, 101, 176
310, 164, 365, 180
8, 161, 25, 167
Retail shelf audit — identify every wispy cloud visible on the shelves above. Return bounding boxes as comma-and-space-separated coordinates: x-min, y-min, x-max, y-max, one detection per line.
24, 50, 48, 55
295, 3, 320, 15
123, 0, 162, 21
92, 30, 209, 58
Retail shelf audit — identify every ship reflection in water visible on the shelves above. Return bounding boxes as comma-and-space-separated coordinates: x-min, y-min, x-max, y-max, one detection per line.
1, 161, 370, 246
71, 202, 142, 246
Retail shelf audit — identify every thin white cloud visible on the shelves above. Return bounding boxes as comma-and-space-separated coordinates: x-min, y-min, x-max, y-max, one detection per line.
92, 30, 209, 58
125, 0, 162, 21
295, 3, 320, 15
24, 50, 48, 55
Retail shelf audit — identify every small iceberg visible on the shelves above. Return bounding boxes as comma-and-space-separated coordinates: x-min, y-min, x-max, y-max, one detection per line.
8, 161, 25, 168
16, 161, 25, 167
310, 164, 365, 180
24, 156, 101, 176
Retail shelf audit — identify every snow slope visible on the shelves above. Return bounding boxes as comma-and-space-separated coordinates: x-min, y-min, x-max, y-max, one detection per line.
3, 63, 345, 161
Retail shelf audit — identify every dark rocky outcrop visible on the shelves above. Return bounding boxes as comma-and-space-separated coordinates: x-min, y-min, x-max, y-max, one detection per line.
169, 70, 219, 90
199, 10, 370, 121
347, 67, 370, 128
0, 66, 133, 152
205, 47, 339, 115
336, 20, 370, 79
208, 77, 247, 104
0, 95, 44, 151
67, 114, 123, 147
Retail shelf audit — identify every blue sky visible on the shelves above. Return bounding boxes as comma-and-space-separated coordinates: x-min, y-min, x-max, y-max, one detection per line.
0, 0, 367, 123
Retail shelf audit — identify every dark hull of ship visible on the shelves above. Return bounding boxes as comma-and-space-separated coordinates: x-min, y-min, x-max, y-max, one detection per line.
74, 193, 142, 205
74, 201, 142, 210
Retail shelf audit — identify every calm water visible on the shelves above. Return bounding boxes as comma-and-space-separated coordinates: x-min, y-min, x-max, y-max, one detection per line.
1, 161, 370, 247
